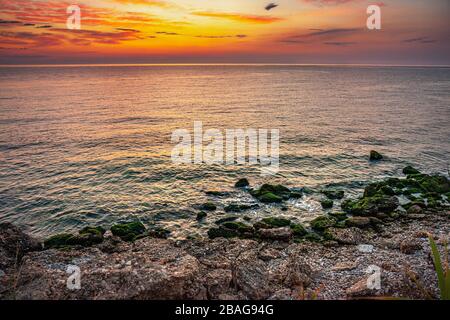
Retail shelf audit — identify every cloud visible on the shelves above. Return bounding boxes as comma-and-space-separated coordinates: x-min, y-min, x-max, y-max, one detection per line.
193, 12, 283, 24
403, 36, 436, 44
324, 41, 356, 46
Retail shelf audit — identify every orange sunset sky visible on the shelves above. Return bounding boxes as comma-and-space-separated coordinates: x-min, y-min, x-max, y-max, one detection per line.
0, 0, 449, 64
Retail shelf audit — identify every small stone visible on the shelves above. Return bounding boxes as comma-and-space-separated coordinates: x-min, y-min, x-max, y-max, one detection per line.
357, 244, 374, 253
258, 227, 292, 241
399, 239, 422, 254
332, 261, 358, 271
196, 211, 207, 221
369, 150, 383, 161
407, 205, 423, 215
324, 227, 364, 245
235, 178, 250, 188
345, 217, 371, 229
406, 213, 426, 220
346, 277, 377, 297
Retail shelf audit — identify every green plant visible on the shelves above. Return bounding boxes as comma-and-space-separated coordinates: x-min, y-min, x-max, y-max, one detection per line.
428, 234, 450, 300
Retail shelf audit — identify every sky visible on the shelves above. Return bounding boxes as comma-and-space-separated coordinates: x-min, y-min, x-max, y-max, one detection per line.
0, 0, 449, 65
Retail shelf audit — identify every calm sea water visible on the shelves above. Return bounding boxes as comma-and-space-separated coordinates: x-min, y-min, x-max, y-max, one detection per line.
0, 65, 449, 239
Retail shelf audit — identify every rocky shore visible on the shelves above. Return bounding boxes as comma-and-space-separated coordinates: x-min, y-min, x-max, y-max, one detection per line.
0, 165, 449, 300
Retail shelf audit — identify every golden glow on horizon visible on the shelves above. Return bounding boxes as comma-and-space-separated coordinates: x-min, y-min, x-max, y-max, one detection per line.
0, 0, 449, 64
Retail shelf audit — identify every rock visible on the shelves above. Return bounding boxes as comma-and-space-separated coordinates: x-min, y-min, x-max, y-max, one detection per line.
200, 202, 217, 211
13, 238, 203, 300
205, 269, 233, 298
403, 166, 420, 175
399, 239, 422, 254
110, 222, 146, 242
345, 217, 371, 229
332, 261, 358, 271
369, 150, 383, 161
259, 192, 283, 203
346, 277, 377, 297
324, 227, 364, 245
320, 199, 334, 209
258, 248, 281, 261
261, 217, 291, 228
208, 227, 239, 239
329, 212, 348, 221
221, 222, 253, 234
322, 189, 345, 200
290, 224, 307, 237
342, 195, 399, 216
44, 226, 106, 249
215, 216, 238, 225
407, 205, 423, 215
258, 227, 292, 241
205, 191, 230, 197
357, 244, 374, 253
235, 178, 250, 188
250, 184, 291, 202
196, 211, 207, 221
0, 223, 41, 271
224, 203, 259, 213
406, 214, 426, 220
147, 227, 171, 239
310, 216, 336, 231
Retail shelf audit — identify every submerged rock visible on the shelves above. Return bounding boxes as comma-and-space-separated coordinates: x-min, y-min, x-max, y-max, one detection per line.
196, 211, 207, 221
369, 150, 383, 161
403, 166, 420, 175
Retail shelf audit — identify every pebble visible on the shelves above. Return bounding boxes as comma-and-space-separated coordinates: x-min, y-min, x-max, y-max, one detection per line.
357, 244, 374, 253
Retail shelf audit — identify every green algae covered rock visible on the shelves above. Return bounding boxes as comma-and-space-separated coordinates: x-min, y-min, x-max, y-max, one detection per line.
250, 184, 292, 202
200, 202, 217, 211
341, 195, 399, 216
310, 216, 336, 231
261, 217, 291, 228
111, 222, 146, 242
322, 189, 345, 200
207, 227, 239, 239
44, 226, 107, 249
291, 224, 307, 237
321, 199, 334, 209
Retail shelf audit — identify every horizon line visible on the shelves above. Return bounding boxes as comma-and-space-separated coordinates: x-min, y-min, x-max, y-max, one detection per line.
1, 63, 450, 68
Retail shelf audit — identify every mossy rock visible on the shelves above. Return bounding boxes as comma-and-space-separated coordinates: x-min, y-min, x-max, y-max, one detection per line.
261, 217, 291, 228
291, 224, 307, 237
259, 192, 283, 203
369, 150, 383, 161
224, 203, 259, 213
250, 184, 291, 202
196, 211, 207, 221
221, 221, 254, 233
341, 195, 399, 216
329, 211, 348, 221
403, 166, 420, 175
111, 222, 146, 242
320, 199, 334, 209
310, 216, 336, 231
44, 233, 76, 249
303, 232, 322, 243
200, 202, 217, 211
235, 178, 250, 188
322, 189, 345, 200
208, 227, 239, 239
418, 175, 449, 194
79, 226, 106, 237
215, 216, 238, 225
